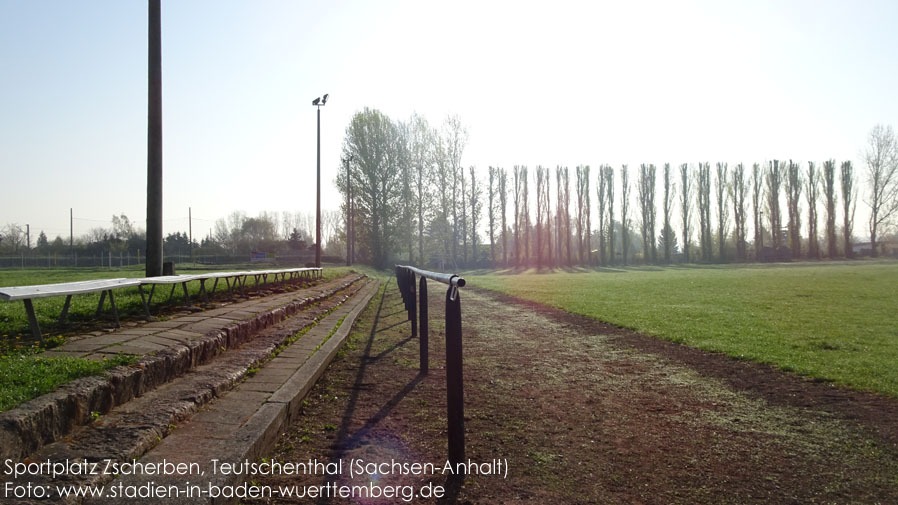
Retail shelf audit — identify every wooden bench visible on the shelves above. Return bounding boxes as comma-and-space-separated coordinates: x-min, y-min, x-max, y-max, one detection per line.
0, 278, 144, 341
0, 268, 324, 341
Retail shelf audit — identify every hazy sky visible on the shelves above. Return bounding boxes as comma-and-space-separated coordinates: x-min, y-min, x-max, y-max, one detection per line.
1, 0, 896, 241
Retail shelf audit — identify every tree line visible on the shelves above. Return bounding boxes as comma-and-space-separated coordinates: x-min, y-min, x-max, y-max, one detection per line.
339, 110, 898, 268
0, 210, 345, 261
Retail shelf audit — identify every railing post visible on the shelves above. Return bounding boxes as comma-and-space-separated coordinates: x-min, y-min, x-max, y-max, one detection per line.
419, 276, 428, 374
445, 285, 465, 469
408, 270, 417, 338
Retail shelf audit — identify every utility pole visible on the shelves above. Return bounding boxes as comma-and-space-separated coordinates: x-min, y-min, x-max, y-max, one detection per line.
26, 224, 30, 250
189, 206, 193, 265
146, 0, 164, 277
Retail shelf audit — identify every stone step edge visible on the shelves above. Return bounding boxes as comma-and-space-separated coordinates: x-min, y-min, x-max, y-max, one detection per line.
0, 273, 366, 461
12, 280, 376, 505
170, 279, 381, 505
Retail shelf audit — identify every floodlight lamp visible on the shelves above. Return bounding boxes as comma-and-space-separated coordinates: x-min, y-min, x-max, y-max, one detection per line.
322, 93, 329, 105
312, 97, 321, 106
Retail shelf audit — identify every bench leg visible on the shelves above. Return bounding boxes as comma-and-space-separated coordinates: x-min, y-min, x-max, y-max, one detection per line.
96, 290, 107, 316
181, 282, 190, 305
107, 290, 121, 328
23, 299, 43, 343
199, 279, 209, 303
148, 284, 156, 306
58, 295, 73, 327
167, 283, 177, 303
138, 285, 153, 320
211, 278, 219, 296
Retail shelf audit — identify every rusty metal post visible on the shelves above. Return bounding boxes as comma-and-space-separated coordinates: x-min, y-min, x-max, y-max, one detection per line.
419, 276, 428, 374
445, 285, 465, 468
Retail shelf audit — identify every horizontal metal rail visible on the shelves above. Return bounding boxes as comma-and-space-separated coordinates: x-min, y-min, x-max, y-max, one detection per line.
395, 265, 466, 288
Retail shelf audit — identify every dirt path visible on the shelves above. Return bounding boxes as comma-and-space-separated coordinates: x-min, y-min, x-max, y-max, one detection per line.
247, 280, 898, 505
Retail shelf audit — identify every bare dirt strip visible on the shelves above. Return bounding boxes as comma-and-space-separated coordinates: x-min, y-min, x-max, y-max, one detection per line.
246, 280, 898, 505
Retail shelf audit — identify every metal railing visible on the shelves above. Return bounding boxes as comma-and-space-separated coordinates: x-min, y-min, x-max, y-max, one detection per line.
395, 265, 466, 469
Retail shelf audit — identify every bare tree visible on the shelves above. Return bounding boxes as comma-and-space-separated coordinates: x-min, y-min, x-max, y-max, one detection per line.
806, 162, 820, 259
729, 163, 748, 261
841, 161, 857, 257
433, 137, 453, 266
715, 163, 730, 262
752, 163, 764, 260
513, 166, 523, 266
583, 165, 592, 265
522, 166, 531, 265
785, 160, 803, 259
597, 166, 608, 265
562, 167, 572, 266
766, 160, 784, 251
661, 163, 675, 264
576, 165, 590, 264
409, 113, 432, 264
606, 166, 616, 265
469, 166, 482, 265
638, 163, 657, 264
488, 166, 497, 264
544, 167, 553, 266
697, 162, 713, 261
395, 120, 414, 261
500, 168, 508, 266
823, 159, 838, 258
443, 115, 467, 266
680, 163, 692, 263
460, 165, 468, 264
2, 223, 24, 253
863, 124, 898, 257
535, 166, 546, 268
621, 165, 631, 265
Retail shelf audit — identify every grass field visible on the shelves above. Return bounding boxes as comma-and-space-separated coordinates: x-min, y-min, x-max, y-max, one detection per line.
468, 260, 898, 397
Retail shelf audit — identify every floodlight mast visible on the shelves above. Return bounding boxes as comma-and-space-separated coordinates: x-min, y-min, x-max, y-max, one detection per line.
313, 94, 328, 268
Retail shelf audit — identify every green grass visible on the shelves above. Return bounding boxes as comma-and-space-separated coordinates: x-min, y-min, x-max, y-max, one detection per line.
0, 263, 359, 342
0, 352, 136, 411
467, 261, 898, 397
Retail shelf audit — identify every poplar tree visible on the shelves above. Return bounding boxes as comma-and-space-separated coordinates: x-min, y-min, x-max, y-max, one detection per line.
597, 166, 608, 265
680, 163, 692, 263
841, 161, 856, 257
729, 163, 749, 261
823, 159, 837, 257
751, 163, 764, 260
806, 162, 820, 259
716, 163, 729, 262
785, 160, 803, 258
661, 163, 674, 264
766, 160, 784, 250
621, 165, 631, 265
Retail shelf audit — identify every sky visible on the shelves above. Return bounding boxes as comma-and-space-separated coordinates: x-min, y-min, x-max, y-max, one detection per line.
1, 0, 896, 242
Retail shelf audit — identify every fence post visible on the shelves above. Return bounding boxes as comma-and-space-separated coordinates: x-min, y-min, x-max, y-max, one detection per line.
419, 276, 428, 374
445, 285, 465, 468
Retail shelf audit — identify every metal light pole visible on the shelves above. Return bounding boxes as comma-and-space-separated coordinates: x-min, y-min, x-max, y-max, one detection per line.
146, 0, 163, 277
312, 93, 328, 268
